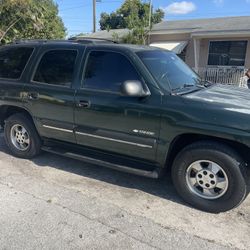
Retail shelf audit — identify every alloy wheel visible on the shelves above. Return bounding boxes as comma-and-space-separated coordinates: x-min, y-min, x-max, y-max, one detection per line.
186, 160, 229, 200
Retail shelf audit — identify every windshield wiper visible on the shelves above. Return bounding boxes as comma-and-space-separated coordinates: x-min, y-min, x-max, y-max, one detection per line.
171, 84, 195, 92
200, 80, 214, 87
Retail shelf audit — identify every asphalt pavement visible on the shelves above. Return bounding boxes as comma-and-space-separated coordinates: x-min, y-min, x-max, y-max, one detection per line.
0, 132, 249, 250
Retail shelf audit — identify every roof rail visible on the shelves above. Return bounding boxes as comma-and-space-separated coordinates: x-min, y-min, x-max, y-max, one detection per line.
68, 37, 119, 44
10, 38, 118, 45
12, 39, 69, 44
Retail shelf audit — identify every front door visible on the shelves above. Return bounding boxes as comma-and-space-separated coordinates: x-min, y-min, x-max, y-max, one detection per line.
23, 47, 80, 143
74, 49, 161, 162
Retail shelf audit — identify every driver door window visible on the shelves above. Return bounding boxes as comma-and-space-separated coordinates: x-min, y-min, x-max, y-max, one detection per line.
83, 51, 140, 92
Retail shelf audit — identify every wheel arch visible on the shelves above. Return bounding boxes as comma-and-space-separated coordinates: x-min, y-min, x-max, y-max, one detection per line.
165, 133, 250, 170
0, 105, 34, 128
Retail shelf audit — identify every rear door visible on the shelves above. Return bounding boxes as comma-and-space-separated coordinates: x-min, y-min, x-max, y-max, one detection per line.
23, 45, 82, 143
74, 48, 162, 162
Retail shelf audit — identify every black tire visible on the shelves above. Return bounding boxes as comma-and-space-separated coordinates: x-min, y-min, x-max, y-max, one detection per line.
4, 113, 41, 159
171, 141, 248, 213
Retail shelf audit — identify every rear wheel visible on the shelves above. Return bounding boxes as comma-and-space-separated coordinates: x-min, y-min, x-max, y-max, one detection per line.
4, 113, 41, 158
172, 141, 247, 213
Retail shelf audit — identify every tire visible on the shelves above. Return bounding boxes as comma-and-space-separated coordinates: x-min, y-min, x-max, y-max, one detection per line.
4, 113, 41, 159
171, 141, 248, 213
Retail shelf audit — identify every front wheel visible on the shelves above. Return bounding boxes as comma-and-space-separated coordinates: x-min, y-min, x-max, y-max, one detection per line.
4, 113, 41, 159
172, 141, 248, 213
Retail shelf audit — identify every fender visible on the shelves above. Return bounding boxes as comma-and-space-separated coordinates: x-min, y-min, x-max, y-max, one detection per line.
155, 120, 250, 167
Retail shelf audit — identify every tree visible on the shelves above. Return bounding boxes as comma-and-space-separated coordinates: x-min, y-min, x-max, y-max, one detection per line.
99, 0, 164, 45
99, 0, 164, 31
0, 0, 66, 44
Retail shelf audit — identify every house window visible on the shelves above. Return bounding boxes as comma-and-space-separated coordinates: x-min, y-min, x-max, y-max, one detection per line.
208, 41, 247, 66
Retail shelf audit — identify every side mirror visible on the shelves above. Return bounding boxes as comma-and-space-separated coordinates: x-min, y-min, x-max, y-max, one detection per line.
120, 80, 150, 97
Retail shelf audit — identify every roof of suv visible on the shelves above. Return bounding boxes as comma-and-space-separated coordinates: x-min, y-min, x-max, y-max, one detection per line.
5, 39, 161, 53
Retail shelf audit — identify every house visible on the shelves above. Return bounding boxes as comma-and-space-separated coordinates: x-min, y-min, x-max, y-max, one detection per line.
79, 16, 250, 84
149, 16, 250, 84
75, 29, 130, 42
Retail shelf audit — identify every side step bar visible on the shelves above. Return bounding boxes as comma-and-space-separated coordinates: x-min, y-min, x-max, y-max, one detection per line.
42, 146, 159, 179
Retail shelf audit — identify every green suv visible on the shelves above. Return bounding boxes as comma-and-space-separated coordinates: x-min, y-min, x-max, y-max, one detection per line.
0, 39, 249, 213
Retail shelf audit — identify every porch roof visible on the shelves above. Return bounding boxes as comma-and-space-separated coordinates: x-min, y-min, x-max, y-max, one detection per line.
150, 41, 188, 54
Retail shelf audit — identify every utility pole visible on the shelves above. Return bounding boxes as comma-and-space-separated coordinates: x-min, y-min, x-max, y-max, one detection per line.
93, 0, 96, 33
148, 0, 152, 45
148, 0, 152, 28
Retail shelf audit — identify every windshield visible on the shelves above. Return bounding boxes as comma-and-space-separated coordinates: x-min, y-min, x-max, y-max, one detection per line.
137, 50, 201, 92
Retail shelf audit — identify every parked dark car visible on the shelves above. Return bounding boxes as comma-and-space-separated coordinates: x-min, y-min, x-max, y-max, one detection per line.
0, 39, 249, 213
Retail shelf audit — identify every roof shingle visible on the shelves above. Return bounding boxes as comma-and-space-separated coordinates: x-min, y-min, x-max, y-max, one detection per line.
151, 16, 250, 34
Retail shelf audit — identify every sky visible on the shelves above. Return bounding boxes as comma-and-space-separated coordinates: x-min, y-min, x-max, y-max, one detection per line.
55, 0, 250, 37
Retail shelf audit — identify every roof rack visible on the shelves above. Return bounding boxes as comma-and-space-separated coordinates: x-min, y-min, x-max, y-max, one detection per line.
11, 39, 68, 44
11, 38, 118, 45
68, 37, 119, 44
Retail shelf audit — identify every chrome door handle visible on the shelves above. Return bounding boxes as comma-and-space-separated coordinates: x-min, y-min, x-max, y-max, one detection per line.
27, 92, 39, 100
77, 100, 91, 108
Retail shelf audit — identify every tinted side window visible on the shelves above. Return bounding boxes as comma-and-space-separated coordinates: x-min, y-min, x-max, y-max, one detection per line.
33, 50, 77, 86
83, 51, 140, 92
0, 47, 34, 79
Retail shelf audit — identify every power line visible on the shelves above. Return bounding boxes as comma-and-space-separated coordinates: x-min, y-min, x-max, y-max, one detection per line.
59, 0, 122, 12
60, 0, 124, 36
60, 4, 91, 12
61, 16, 91, 18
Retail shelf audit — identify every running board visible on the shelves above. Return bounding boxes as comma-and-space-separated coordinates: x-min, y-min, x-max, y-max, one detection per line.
42, 146, 159, 179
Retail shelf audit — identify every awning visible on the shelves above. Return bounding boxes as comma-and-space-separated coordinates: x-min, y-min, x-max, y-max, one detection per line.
150, 41, 188, 54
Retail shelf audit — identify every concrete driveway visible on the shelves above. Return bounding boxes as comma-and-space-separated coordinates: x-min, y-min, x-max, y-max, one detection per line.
0, 132, 249, 250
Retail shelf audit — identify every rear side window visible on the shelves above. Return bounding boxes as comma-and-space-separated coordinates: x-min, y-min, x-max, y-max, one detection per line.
83, 51, 140, 92
0, 47, 34, 79
33, 50, 77, 87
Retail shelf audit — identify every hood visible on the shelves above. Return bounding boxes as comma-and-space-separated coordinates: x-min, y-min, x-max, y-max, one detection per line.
175, 84, 250, 133
185, 84, 250, 114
